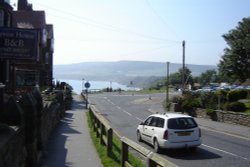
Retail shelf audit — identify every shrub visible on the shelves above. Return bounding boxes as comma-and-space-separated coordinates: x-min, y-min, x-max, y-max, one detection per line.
181, 98, 200, 111
171, 96, 183, 103
199, 92, 218, 109
227, 90, 239, 102
224, 101, 246, 112
238, 90, 248, 99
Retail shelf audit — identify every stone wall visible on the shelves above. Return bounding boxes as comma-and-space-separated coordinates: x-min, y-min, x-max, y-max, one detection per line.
171, 103, 250, 127
195, 108, 250, 127
0, 87, 72, 167
0, 129, 26, 167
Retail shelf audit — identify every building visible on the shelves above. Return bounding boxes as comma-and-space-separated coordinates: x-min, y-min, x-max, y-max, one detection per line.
0, 0, 54, 92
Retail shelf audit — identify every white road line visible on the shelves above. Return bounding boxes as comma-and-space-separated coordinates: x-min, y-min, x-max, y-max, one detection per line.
136, 117, 143, 122
202, 144, 250, 161
122, 110, 132, 116
103, 96, 141, 120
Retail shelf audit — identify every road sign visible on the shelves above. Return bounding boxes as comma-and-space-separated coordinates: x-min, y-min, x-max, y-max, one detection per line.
85, 81, 91, 89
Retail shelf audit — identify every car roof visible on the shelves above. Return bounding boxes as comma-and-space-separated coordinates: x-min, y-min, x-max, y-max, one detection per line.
150, 113, 192, 119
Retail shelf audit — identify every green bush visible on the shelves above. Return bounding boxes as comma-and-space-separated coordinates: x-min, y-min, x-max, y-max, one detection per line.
224, 101, 246, 112
238, 90, 248, 99
227, 90, 239, 102
199, 92, 218, 109
181, 98, 200, 111
171, 96, 183, 103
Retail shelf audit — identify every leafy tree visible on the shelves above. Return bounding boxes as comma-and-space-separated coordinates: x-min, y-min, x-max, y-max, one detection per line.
169, 67, 193, 88
197, 69, 218, 86
218, 17, 250, 83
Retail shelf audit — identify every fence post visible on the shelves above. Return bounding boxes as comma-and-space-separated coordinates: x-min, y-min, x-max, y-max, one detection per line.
100, 123, 105, 145
96, 119, 100, 138
147, 159, 158, 167
107, 128, 113, 157
121, 141, 128, 167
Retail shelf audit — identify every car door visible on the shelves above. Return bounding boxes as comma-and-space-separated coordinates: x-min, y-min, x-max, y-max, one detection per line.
141, 116, 154, 143
145, 117, 160, 144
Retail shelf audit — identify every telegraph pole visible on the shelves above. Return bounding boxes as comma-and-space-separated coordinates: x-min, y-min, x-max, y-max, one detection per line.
166, 62, 170, 111
182, 40, 185, 94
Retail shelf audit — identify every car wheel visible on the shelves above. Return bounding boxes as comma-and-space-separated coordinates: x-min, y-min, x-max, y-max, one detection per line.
189, 147, 197, 152
153, 138, 160, 153
137, 131, 142, 142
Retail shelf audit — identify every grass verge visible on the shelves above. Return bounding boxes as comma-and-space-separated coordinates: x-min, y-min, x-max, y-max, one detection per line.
86, 111, 145, 167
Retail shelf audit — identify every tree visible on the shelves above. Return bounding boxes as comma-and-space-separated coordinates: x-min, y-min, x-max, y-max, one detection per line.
198, 69, 218, 86
218, 17, 250, 83
169, 67, 193, 88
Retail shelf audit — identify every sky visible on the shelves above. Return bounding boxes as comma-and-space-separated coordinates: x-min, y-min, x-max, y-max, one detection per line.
10, 0, 250, 65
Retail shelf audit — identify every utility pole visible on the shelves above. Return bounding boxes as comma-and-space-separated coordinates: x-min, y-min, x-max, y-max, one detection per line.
182, 40, 185, 94
166, 62, 170, 111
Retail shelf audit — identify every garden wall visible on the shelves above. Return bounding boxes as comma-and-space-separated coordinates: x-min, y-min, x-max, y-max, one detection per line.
195, 108, 250, 127
171, 103, 250, 127
0, 88, 72, 167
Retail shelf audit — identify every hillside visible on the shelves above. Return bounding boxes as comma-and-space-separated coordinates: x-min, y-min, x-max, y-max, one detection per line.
54, 61, 217, 87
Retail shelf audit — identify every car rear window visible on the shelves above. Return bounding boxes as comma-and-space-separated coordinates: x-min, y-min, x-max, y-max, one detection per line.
167, 117, 197, 129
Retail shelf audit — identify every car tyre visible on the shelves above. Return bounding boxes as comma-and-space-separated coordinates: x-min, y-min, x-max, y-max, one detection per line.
189, 147, 197, 152
153, 138, 160, 153
137, 131, 142, 142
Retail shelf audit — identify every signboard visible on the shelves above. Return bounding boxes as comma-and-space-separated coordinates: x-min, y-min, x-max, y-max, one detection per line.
0, 27, 38, 60
84, 81, 91, 89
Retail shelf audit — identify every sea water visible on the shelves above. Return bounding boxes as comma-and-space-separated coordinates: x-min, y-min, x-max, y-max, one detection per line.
58, 79, 136, 94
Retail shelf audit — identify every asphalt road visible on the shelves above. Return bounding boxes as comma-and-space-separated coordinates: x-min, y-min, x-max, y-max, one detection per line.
88, 92, 250, 167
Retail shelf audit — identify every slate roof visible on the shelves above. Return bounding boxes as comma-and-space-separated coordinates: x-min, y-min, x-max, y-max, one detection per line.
12, 10, 46, 29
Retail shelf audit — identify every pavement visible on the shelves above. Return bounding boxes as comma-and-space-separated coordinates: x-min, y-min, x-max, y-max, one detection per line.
195, 117, 250, 140
40, 95, 103, 167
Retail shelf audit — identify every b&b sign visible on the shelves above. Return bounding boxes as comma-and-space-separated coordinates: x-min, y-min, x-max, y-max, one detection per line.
0, 28, 38, 60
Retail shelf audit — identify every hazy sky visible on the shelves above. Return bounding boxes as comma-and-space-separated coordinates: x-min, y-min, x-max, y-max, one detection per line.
10, 0, 250, 65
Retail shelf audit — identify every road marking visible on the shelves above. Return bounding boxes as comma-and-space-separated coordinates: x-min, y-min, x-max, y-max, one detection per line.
122, 109, 132, 116
136, 117, 143, 122
101, 95, 142, 122
202, 144, 250, 161
200, 126, 250, 141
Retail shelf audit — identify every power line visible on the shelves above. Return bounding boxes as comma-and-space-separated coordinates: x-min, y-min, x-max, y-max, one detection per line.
33, 2, 180, 43
144, 0, 182, 41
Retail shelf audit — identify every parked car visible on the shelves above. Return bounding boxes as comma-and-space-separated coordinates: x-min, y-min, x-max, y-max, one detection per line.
137, 113, 202, 152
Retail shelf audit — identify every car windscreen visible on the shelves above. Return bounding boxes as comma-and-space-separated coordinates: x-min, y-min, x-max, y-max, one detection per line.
167, 117, 198, 129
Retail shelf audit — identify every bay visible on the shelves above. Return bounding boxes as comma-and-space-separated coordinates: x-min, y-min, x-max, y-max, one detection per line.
58, 79, 136, 94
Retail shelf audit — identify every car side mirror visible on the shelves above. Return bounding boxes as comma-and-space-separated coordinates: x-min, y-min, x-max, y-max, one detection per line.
140, 122, 145, 125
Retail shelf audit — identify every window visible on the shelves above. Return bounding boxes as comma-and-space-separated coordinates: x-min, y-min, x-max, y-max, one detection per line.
156, 118, 164, 128
168, 118, 197, 129
144, 117, 153, 126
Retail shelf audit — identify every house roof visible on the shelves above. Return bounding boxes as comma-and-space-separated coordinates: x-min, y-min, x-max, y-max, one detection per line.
12, 10, 46, 29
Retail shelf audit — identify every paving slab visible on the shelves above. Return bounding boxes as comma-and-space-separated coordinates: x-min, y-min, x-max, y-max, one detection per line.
40, 95, 103, 167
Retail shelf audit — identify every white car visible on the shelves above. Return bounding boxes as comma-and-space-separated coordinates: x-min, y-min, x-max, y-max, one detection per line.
137, 113, 202, 152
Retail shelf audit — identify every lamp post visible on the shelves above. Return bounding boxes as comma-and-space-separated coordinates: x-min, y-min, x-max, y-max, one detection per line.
166, 62, 170, 111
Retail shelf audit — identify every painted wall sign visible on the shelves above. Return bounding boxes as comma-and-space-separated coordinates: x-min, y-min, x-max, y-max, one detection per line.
0, 27, 38, 60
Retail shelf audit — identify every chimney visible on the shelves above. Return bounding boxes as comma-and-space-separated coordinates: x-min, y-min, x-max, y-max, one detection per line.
17, 0, 33, 11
